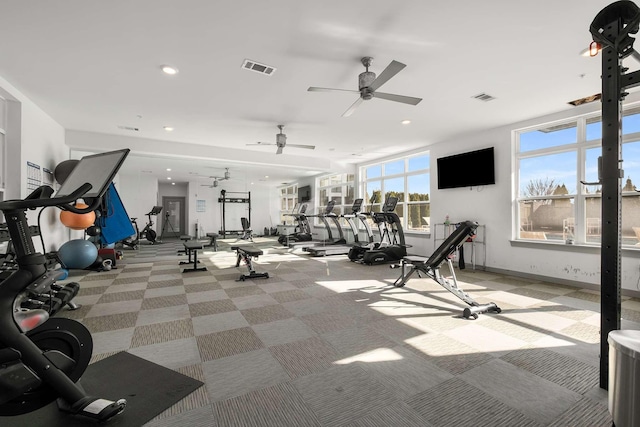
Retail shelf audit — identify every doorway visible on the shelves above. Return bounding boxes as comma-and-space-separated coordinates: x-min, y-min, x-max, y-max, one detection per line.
160, 196, 186, 239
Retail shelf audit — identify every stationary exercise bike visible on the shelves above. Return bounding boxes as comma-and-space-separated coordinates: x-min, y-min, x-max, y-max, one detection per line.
139, 206, 162, 244
0, 149, 129, 421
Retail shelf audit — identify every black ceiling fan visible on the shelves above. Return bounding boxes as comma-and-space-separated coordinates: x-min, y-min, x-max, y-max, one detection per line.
308, 56, 422, 117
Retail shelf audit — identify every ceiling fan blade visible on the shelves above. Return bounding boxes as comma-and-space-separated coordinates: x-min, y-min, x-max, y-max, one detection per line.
287, 144, 315, 150
373, 91, 422, 105
276, 146, 284, 155
342, 97, 364, 117
308, 87, 360, 94
247, 141, 274, 146
368, 60, 406, 92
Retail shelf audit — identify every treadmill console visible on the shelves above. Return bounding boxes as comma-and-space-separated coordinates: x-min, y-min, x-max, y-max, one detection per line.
351, 198, 363, 214
382, 196, 398, 212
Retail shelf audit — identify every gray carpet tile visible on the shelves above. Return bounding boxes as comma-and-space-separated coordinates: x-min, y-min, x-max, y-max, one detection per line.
82, 311, 139, 333
128, 337, 202, 369
152, 363, 210, 419
547, 396, 612, 427
141, 294, 189, 310
77, 285, 110, 296
269, 336, 340, 379
130, 318, 195, 347
321, 326, 397, 357
112, 276, 152, 286
501, 347, 600, 394
189, 299, 237, 317
565, 290, 601, 303
293, 364, 400, 427
96, 289, 146, 303
507, 286, 560, 301
252, 318, 317, 347
405, 333, 496, 375
184, 282, 222, 293
225, 285, 267, 299
202, 349, 290, 402
80, 272, 120, 281
622, 307, 640, 322
342, 402, 432, 427
212, 382, 321, 427
196, 327, 265, 361
407, 377, 542, 427
240, 304, 294, 325
558, 321, 600, 344
147, 278, 184, 288
271, 289, 311, 303
300, 311, 359, 334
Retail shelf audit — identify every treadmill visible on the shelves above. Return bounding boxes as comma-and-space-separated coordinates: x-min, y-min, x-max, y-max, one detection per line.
305, 198, 368, 256
288, 200, 344, 250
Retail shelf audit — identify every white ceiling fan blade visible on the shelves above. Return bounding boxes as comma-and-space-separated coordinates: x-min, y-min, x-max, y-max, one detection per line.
308, 87, 360, 94
247, 141, 275, 146
342, 97, 364, 117
373, 91, 422, 105
276, 146, 284, 155
287, 144, 315, 150
368, 60, 406, 92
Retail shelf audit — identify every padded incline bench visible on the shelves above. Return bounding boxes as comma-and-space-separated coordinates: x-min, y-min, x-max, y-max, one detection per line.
231, 246, 269, 281
181, 240, 207, 273
205, 232, 218, 251
391, 220, 501, 319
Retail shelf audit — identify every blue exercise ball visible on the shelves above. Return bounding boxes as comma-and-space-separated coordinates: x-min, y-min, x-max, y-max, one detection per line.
56, 268, 69, 280
58, 239, 98, 269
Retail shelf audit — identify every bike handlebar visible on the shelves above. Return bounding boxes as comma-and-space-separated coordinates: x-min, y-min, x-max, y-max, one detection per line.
0, 183, 97, 213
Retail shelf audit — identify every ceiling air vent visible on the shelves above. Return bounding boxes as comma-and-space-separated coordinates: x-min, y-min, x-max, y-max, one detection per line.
568, 93, 601, 106
472, 93, 496, 102
241, 59, 276, 76
117, 125, 139, 132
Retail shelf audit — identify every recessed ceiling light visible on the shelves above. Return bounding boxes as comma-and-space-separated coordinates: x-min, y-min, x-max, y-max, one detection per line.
171, 182, 175, 185
164, 126, 174, 131
166, 168, 171, 171
167, 177, 172, 180
264, 175, 269, 179
401, 120, 411, 125
161, 65, 179, 75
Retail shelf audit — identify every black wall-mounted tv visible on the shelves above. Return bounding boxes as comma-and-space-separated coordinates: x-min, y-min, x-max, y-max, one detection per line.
437, 147, 495, 189
298, 185, 311, 202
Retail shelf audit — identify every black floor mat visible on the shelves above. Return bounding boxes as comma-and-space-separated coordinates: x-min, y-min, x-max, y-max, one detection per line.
1, 351, 204, 426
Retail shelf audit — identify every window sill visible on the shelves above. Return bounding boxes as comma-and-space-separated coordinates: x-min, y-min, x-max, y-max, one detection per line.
510, 239, 640, 257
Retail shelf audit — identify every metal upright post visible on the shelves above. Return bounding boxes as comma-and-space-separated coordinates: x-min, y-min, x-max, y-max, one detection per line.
590, 0, 640, 389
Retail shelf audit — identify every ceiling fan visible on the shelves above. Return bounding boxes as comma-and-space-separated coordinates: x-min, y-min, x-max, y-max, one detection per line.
201, 168, 231, 188
248, 125, 315, 154
308, 56, 422, 117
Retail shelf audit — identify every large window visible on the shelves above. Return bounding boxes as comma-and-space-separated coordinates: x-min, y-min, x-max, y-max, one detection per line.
515, 106, 640, 245
360, 152, 430, 233
316, 173, 355, 222
278, 184, 297, 225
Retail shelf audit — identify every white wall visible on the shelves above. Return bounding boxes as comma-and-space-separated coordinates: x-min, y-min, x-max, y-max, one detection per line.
0, 76, 69, 252
397, 94, 640, 294
117, 173, 158, 236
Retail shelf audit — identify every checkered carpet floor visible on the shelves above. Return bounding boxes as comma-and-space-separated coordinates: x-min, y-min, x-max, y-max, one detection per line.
49, 237, 639, 426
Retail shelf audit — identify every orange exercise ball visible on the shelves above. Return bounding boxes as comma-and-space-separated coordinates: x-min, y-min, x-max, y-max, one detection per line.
59, 203, 96, 230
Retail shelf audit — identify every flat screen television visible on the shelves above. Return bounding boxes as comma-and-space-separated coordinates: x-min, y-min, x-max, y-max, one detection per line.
437, 147, 495, 189
298, 185, 311, 202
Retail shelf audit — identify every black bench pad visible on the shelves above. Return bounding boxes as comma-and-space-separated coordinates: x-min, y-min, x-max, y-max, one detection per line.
184, 241, 204, 250
231, 246, 263, 257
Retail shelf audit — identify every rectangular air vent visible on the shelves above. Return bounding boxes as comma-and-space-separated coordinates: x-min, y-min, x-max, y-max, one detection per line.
117, 125, 139, 131
241, 59, 276, 76
472, 93, 496, 102
568, 93, 601, 106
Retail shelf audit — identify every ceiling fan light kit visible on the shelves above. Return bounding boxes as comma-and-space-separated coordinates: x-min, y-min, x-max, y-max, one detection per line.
247, 125, 315, 154
308, 56, 422, 117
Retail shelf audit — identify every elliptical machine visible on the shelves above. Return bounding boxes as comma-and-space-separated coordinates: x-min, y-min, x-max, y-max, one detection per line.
0, 149, 129, 421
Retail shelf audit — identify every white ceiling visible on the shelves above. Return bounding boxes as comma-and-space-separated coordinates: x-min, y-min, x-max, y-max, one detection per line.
0, 1, 619, 185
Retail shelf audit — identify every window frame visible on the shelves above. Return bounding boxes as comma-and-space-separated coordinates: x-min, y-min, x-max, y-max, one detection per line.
358, 152, 431, 234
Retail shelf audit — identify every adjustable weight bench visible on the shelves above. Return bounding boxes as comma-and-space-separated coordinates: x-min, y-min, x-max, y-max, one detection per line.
181, 240, 207, 273
391, 220, 501, 319
231, 246, 269, 281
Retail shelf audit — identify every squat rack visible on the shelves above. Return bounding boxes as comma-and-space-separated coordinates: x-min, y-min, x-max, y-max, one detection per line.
217, 190, 251, 238
589, 0, 640, 390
